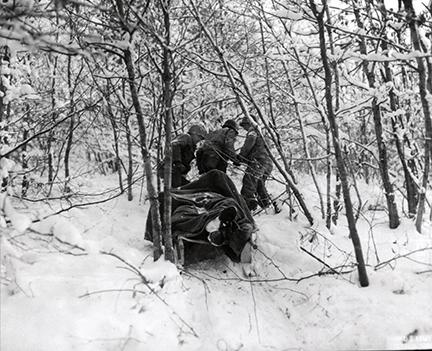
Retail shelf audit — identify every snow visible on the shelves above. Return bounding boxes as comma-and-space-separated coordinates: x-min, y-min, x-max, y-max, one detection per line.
0, 158, 16, 178
0, 193, 32, 234
273, 9, 303, 21
1, 173, 432, 351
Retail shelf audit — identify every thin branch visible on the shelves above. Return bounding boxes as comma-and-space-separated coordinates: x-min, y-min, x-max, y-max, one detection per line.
375, 247, 432, 270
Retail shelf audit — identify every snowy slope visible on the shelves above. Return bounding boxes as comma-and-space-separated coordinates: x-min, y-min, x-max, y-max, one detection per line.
1, 174, 431, 351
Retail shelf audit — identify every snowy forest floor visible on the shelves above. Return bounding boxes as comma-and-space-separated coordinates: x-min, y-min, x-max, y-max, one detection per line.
1, 171, 432, 351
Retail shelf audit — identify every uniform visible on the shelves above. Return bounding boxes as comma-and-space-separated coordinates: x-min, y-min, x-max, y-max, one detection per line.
171, 133, 197, 187
158, 124, 206, 188
238, 121, 273, 211
196, 120, 238, 174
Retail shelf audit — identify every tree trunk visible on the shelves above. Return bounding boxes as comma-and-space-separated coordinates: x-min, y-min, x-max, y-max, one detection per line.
325, 132, 332, 229
288, 73, 325, 220
48, 55, 58, 187
332, 170, 342, 225
123, 47, 163, 260
114, 0, 162, 258
312, 0, 369, 287
21, 128, 29, 197
160, 0, 175, 263
125, 114, 134, 201
285, 44, 333, 226
0, 45, 10, 126
121, 80, 134, 201
105, 84, 124, 194
381, 39, 418, 215
402, 0, 432, 233
353, 1, 400, 229
64, 54, 74, 192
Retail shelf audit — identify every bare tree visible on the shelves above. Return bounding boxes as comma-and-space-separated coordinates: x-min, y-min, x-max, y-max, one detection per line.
402, 0, 432, 233
353, 0, 400, 229
310, 0, 369, 287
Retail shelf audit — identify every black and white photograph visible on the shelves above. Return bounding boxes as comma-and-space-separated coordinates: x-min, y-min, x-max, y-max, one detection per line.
0, 0, 431, 350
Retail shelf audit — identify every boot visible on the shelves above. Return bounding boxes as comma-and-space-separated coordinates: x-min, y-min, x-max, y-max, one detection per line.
208, 230, 226, 247
219, 206, 237, 224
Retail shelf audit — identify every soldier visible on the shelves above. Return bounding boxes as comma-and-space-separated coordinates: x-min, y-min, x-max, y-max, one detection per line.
236, 116, 273, 212
196, 119, 239, 174
159, 124, 206, 188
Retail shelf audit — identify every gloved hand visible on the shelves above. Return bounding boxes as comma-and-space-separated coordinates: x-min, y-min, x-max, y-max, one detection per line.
233, 155, 241, 167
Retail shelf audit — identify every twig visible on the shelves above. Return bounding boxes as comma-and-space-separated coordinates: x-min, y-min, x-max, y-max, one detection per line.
33, 190, 129, 223
300, 246, 355, 283
415, 270, 432, 275
256, 247, 290, 279
192, 267, 353, 284
100, 251, 199, 338
180, 268, 210, 311
405, 256, 432, 267
28, 228, 86, 253
306, 227, 352, 257
253, 190, 287, 216
295, 268, 354, 283
79, 288, 146, 298
300, 246, 342, 275
374, 247, 432, 270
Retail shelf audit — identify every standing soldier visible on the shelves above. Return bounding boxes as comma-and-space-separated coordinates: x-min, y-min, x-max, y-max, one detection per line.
159, 124, 206, 187
236, 116, 273, 212
196, 119, 239, 174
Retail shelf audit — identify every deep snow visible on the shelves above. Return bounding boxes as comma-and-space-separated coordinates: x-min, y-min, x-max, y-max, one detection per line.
1, 172, 432, 351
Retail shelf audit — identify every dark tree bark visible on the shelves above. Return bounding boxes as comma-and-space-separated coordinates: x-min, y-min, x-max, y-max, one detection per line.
106, 86, 124, 194
311, 0, 369, 287
125, 113, 134, 201
402, 0, 432, 233
64, 54, 74, 192
0, 45, 10, 127
21, 127, 29, 197
377, 0, 419, 217
123, 47, 163, 260
114, 0, 163, 260
160, 0, 175, 263
120, 79, 134, 201
332, 170, 342, 225
353, 1, 400, 229
47, 54, 58, 187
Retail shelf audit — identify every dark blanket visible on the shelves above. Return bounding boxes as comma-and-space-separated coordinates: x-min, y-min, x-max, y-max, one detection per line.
145, 170, 255, 262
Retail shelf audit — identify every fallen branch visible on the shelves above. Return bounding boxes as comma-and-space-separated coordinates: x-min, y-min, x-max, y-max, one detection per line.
79, 288, 146, 299
192, 266, 354, 284
416, 269, 432, 275
300, 246, 343, 275
375, 247, 432, 270
100, 251, 199, 338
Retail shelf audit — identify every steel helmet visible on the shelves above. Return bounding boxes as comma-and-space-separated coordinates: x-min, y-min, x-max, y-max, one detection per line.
188, 124, 207, 138
222, 119, 239, 133
240, 116, 252, 127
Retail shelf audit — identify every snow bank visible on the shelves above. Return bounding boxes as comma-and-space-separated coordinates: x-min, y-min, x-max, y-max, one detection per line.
1, 173, 431, 351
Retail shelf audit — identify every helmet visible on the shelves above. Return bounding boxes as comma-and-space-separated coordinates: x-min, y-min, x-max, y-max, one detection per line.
222, 119, 238, 133
188, 124, 207, 138
240, 116, 253, 127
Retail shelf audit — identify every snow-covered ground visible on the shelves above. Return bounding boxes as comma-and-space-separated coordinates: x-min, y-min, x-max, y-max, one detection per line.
1, 172, 432, 351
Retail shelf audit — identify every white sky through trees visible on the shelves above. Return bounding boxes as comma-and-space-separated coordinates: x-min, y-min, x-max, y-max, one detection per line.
384, 0, 429, 12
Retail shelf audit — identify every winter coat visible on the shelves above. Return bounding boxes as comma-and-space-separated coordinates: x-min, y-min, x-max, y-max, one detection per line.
202, 127, 238, 162
157, 133, 196, 187
238, 127, 272, 171
171, 133, 196, 174
196, 127, 238, 174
